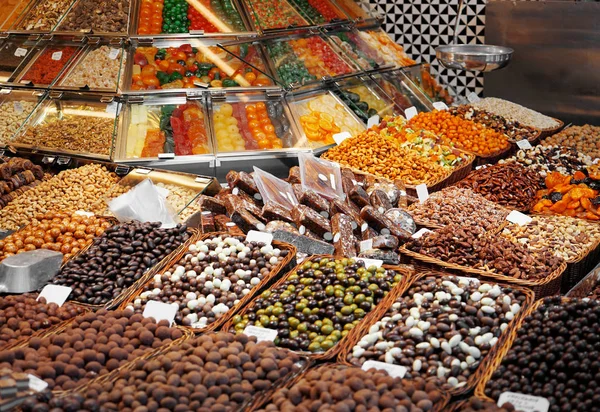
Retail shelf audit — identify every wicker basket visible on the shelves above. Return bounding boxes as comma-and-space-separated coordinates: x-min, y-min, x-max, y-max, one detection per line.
465, 144, 513, 168
538, 117, 565, 139
399, 246, 566, 299
221, 255, 414, 361
566, 263, 600, 298
252, 363, 450, 412
337, 270, 535, 397
119, 232, 297, 334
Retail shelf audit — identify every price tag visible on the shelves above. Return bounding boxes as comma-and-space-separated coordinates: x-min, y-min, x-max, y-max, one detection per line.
506, 210, 532, 226
12, 101, 23, 114
108, 48, 120, 60
357, 258, 383, 268
498, 392, 549, 412
243, 325, 278, 342
367, 115, 380, 128
246, 230, 273, 245
433, 101, 449, 111
329, 173, 337, 190
411, 228, 432, 239
467, 92, 480, 103
404, 106, 418, 120
134, 168, 152, 175
142, 300, 177, 325
416, 183, 429, 203
74, 210, 94, 217
158, 153, 175, 159
105, 101, 119, 115
333, 131, 351, 145
359, 239, 373, 252
362, 361, 407, 378
516, 139, 533, 150
51, 51, 62, 61
28, 374, 48, 392
37, 285, 72, 307
14, 48, 27, 57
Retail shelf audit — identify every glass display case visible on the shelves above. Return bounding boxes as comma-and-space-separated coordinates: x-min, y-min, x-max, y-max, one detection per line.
331, 0, 379, 23
55, 40, 127, 93
130, 0, 252, 37
124, 38, 275, 92
9, 92, 120, 160
369, 68, 435, 114
0, 35, 39, 84
262, 32, 361, 89
352, 27, 416, 68
54, 0, 133, 36
403, 63, 456, 106
11, 38, 84, 88
0, 88, 45, 145
327, 27, 390, 72
288, 88, 365, 149
8, 0, 75, 33
114, 92, 214, 163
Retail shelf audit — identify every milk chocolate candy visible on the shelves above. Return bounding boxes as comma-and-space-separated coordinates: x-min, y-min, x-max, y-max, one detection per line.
223, 194, 264, 222
214, 214, 245, 235
230, 209, 266, 233
362, 227, 378, 240
196, 195, 227, 215
214, 187, 232, 201
299, 189, 329, 217
265, 221, 299, 235
262, 203, 294, 224
287, 166, 301, 184
349, 186, 371, 208
367, 182, 401, 207
370, 234, 399, 250
385, 208, 417, 234
341, 168, 357, 194
360, 206, 411, 240
292, 205, 331, 238
331, 213, 357, 257
330, 199, 367, 235
232, 187, 262, 207
272, 230, 334, 255
200, 211, 216, 233
370, 189, 393, 213
359, 249, 400, 265
233, 171, 259, 195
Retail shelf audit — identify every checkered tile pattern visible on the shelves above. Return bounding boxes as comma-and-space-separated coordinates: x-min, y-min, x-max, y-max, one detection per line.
368, 0, 487, 98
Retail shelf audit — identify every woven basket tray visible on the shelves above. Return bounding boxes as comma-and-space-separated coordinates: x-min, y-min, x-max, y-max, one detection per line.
474, 297, 571, 404
251, 363, 450, 412
538, 117, 565, 139
566, 263, 600, 298
337, 270, 535, 397
464, 143, 513, 168
119, 231, 297, 334
399, 246, 566, 299
221, 255, 415, 361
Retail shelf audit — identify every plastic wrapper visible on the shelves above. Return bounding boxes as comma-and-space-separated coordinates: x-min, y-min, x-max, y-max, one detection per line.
299, 189, 329, 218
360, 205, 411, 240
349, 185, 370, 207
299, 152, 344, 201
385, 208, 416, 234
262, 203, 294, 224
287, 166, 302, 184
108, 178, 177, 227
370, 189, 393, 213
253, 166, 298, 210
292, 204, 332, 240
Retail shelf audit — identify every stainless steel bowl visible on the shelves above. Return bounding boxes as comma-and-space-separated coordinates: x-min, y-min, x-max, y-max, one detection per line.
435, 44, 514, 72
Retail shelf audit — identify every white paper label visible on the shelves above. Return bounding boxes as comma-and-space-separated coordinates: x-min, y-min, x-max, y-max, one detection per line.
243, 325, 278, 342
506, 210, 533, 226
359, 239, 373, 252
467, 92, 480, 103
362, 361, 407, 378
367, 115, 380, 128
411, 228, 432, 239
246, 230, 273, 245
158, 153, 175, 159
74, 210, 94, 217
433, 101, 449, 111
14, 47, 27, 57
357, 258, 383, 268
516, 139, 533, 150
105, 101, 118, 115
51, 51, 62, 61
329, 173, 336, 191
12, 101, 23, 114
108, 48, 120, 60
134, 168, 152, 175
37, 285, 72, 307
404, 106, 418, 120
416, 183, 429, 203
28, 374, 48, 392
333, 131, 351, 145
143, 301, 177, 325
498, 392, 549, 412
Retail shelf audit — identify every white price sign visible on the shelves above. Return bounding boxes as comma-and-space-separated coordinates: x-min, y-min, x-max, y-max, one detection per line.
333, 131, 351, 145
28, 374, 48, 392
246, 230, 273, 245
362, 361, 407, 379
142, 301, 177, 326
498, 392, 549, 412
433, 101, 449, 111
367, 115, 380, 128
12, 101, 23, 114
108, 48, 120, 60
359, 239, 373, 252
416, 183, 429, 203
411, 228, 432, 239
51, 51, 63, 61
37, 285, 72, 307
506, 210, 532, 226
357, 258, 383, 268
243, 325, 278, 342
14, 47, 27, 57
516, 139, 533, 150
467, 92, 480, 103
404, 106, 418, 120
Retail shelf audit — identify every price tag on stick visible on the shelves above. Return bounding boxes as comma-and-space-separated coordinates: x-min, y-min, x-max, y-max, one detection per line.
367, 115, 380, 128
404, 106, 418, 120
416, 184, 429, 203
506, 210, 532, 226
38, 285, 72, 307
243, 325, 278, 342
143, 301, 177, 326
498, 392, 549, 412
362, 361, 407, 378
516, 139, 532, 150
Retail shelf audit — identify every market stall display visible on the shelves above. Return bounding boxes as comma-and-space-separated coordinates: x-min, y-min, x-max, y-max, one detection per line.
370, 68, 435, 113
329, 29, 387, 70
541, 124, 600, 159
228, 256, 405, 356
355, 29, 415, 67
58, 45, 127, 92
17, 45, 79, 86
407, 187, 509, 230
532, 171, 600, 221
186, 0, 246, 34
0, 0, 30, 30
472, 97, 562, 132
243, 0, 309, 31
478, 297, 600, 412
11, 0, 73, 31
0, 309, 189, 391
57, 0, 131, 34
344, 274, 532, 392
130, 42, 271, 90
0, 38, 38, 83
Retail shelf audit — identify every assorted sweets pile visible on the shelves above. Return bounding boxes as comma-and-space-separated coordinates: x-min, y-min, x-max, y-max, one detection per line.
130, 43, 271, 90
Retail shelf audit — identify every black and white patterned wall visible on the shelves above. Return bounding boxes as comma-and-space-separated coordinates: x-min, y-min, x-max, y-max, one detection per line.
369, 0, 487, 98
